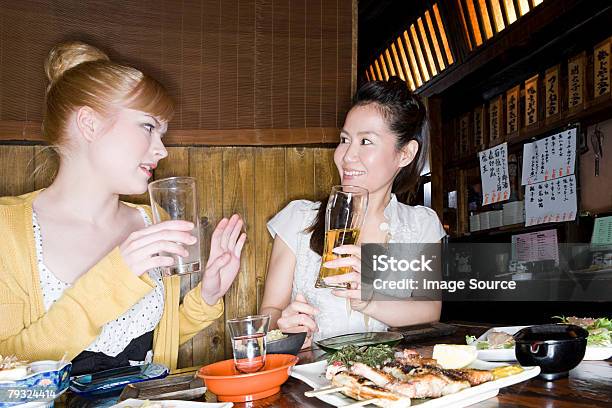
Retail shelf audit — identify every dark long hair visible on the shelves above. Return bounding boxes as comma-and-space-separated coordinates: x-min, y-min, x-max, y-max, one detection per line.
307, 77, 428, 255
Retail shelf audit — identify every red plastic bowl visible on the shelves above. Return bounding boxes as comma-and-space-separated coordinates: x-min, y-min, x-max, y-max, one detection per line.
197, 354, 299, 402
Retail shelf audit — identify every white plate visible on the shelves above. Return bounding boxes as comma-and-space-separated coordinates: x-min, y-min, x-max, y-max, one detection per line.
111, 400, 233, 408
475, 326, 612, 362
291, 360, 540, 408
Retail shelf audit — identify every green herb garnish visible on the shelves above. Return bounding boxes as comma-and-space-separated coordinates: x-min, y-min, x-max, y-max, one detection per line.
327, 344, 394, 368
553, 316, 612, 347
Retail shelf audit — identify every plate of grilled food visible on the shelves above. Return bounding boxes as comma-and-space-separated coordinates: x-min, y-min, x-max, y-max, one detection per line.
291, 344, 539, 407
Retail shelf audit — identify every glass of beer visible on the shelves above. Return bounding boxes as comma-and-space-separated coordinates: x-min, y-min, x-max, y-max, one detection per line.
315, 185, 368, 288
148, 177, 201, 275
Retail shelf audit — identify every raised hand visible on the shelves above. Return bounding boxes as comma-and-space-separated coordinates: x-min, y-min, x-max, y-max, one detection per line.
200, 214, 247, 305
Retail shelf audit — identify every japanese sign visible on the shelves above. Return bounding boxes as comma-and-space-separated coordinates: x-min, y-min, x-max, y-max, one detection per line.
479, 142, 510, 206
525, 175, 577, 226
506, 85, 520, 135
512, 229, 559, 264
591, 216, 612, 245
568, 52, 585, 110
489, 96, 503, 146
524, 75, 539, 127
521, 127, 576, 185
594, 38, 611, 99
473, 105, 486, 150
545, 65, 560, 118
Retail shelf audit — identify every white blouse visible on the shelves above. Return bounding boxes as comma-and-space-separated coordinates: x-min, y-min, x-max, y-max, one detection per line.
33, 208, 165, 357
267, 194, 446, 341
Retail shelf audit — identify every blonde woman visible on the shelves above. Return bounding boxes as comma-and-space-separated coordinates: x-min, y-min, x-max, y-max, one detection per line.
0, 42, 246, 374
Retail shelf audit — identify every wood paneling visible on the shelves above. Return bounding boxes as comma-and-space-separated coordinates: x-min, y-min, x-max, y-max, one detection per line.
286, 147, 315, 202
0, 0, 354, 141
222, 147, 256, 357
188, 147, 225, 367
254, 148, 285, 309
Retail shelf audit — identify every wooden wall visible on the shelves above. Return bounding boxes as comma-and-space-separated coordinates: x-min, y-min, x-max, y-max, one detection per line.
0, 0, 354, 145
0, 144, 339, 368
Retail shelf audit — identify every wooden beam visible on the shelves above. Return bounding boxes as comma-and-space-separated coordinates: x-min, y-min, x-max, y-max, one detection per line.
460, 0, 480, 48
0, 121, 340, 146
426, 96, 444, 219
485, 0, 501, 35
438, 0, 471, 62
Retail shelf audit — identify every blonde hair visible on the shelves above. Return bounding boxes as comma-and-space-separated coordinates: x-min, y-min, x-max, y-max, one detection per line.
38, 41, 174, 178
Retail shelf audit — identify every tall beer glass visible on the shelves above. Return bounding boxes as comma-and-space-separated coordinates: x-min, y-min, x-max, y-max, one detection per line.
148, 177, 201, 275
315, 185, 368, 288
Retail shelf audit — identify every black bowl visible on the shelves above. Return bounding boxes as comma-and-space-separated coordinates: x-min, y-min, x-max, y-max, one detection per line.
267, 332, 307, 356
514, 324, 588, 381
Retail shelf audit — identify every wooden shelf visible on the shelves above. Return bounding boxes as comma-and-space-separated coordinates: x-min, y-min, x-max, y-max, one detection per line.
447, 97, 612, 169
450, 220, 571, 241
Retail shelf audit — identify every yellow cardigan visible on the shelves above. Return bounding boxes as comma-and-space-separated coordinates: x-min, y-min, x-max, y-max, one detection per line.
0, 191, 223, 372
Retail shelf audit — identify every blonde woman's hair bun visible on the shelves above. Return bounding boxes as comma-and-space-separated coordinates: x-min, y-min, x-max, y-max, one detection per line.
44, 41, 109, 86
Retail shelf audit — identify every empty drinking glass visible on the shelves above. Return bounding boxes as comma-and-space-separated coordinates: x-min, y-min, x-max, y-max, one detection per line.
148, 177, 201, 275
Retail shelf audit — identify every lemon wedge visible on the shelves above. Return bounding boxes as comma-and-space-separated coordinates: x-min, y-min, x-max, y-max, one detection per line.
432, 344, 478, 369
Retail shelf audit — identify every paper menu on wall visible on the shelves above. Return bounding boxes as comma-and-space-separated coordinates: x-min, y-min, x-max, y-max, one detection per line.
512, 229, 559, 264
479, 142, 510, 206
591, 216, 612, 245
521, 128, 577, 185
524, 175, 577, 226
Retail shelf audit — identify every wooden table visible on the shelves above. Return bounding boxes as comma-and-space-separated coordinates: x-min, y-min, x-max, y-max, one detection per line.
63, 322, 611, 407
223, 322, 612, 408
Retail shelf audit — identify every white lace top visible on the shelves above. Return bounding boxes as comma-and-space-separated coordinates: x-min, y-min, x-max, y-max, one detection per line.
267, 194, 446, 341
33, 208, 165, 357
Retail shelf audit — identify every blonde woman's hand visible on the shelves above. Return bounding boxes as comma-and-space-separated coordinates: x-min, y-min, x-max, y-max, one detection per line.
200, 214, 247, 305
277, 293, 319, 348
119, 220, 197, 277
323, 245, 370, 313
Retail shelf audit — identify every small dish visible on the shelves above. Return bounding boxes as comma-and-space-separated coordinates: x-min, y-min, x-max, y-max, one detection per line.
315, 331, 403, 353
0, 360, 71, 407
514, 324, 588, 380
197, 354, 298, 402
473, 325, 612, 362
267, 332, 307, 356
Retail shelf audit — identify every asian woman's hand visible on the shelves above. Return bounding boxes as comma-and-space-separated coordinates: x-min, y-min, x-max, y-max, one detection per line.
277, 293, 319, 348
200, 214, 247, 305
322, 244, 370, 313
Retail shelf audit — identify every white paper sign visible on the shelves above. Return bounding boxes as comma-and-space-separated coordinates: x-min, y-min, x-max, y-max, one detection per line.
525, 175, 577, 226
521, 128, 577, 185
512, 229, 559, 264
479, 143, 510, 206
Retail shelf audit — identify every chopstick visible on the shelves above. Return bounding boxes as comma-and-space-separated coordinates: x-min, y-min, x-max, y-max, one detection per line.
304, 385, 347, 397
341, 399, 379, 407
